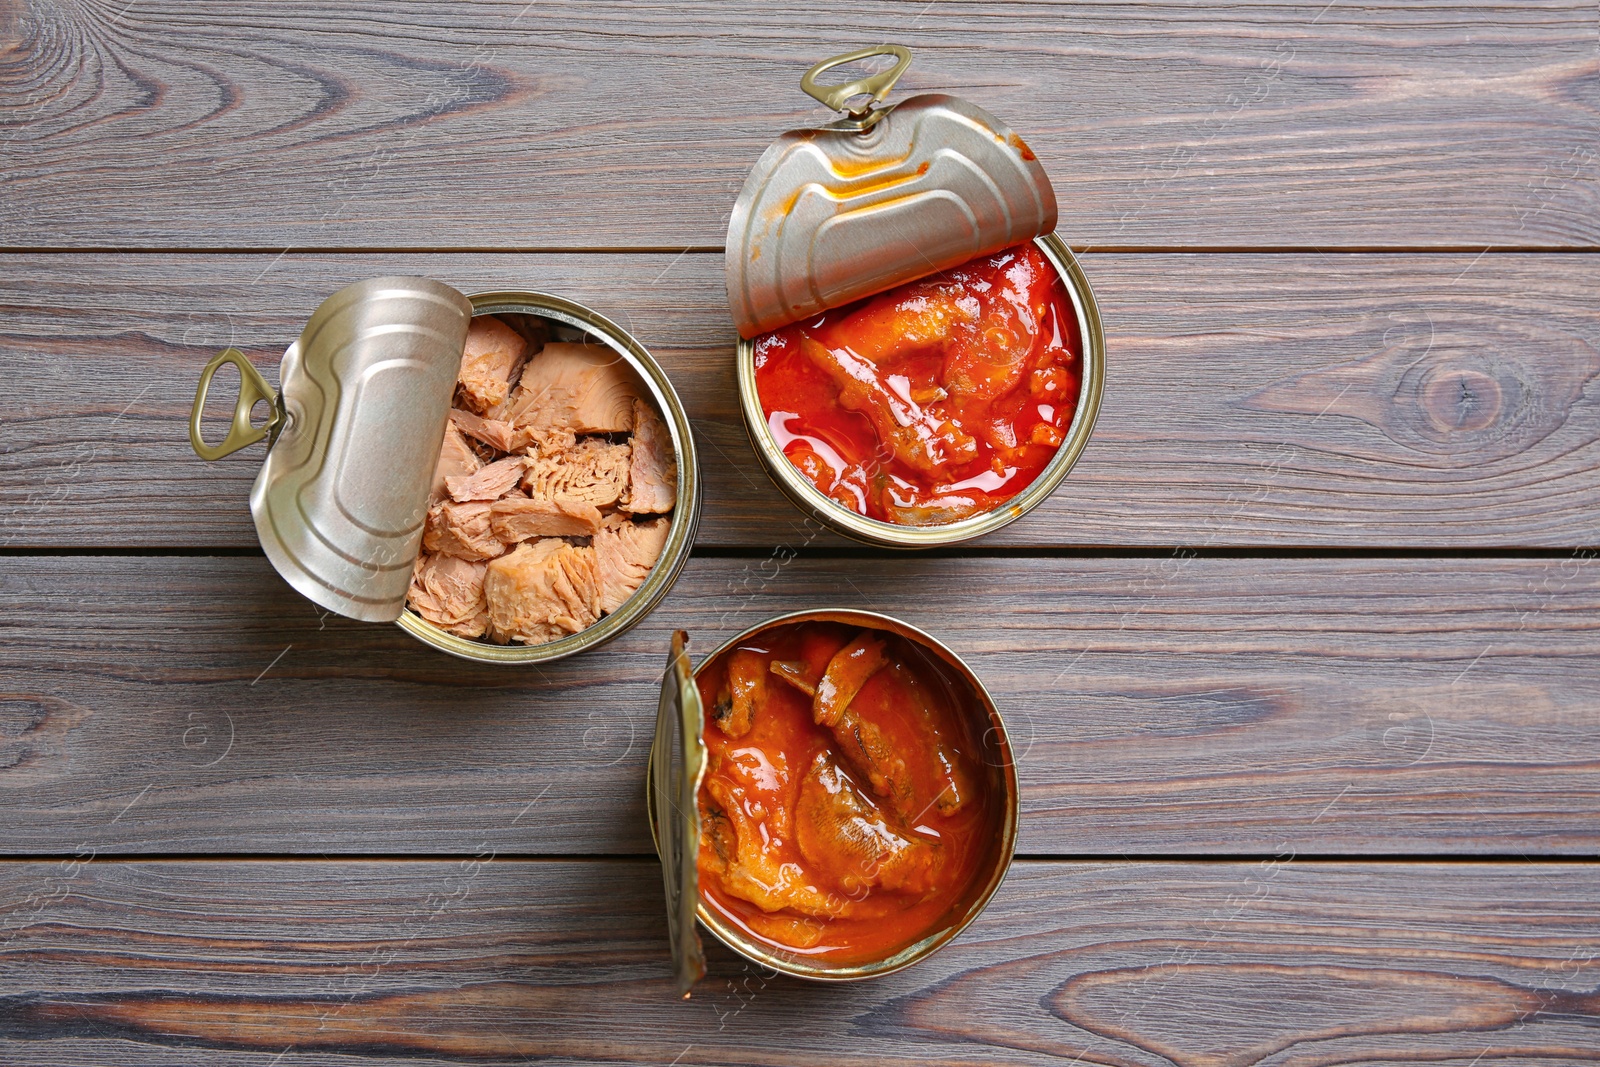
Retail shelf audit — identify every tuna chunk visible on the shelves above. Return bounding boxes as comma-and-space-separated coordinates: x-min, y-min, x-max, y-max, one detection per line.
423, 500, 506, 562
411, 313, 682, 646
490, 497, 603, 542
593, 516, 671, 614
430, 422, 481, 505
458, 316, 530, 414
408, 553, 489, 638
450, 407, 532, 454
504, 343, 638, 434
621, 398, 677, 514
485, 539, 601, 644
500, 313, 548, 353
445, 455, 531, 503
523, 438, 631, 509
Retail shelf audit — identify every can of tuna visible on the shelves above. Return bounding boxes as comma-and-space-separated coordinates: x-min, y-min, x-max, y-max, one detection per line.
189, 280, 699, 663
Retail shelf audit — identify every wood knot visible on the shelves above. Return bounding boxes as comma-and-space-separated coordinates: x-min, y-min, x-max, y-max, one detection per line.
1416, 364, 1503, 434
0, 697, 51, 740
1244, 315, 1599, 468
1051, 962, 1549, 1067
0, 694, 88, 780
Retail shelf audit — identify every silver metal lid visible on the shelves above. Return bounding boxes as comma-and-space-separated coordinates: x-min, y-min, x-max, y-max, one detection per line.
646, 630, 707, 995
725, 46, 1058, 338
191, 277, 473, 622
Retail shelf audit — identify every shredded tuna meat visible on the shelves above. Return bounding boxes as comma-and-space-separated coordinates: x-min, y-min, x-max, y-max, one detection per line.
408, 553, 489, 638
501, 313, 548, 353
450, 407, 533, 454
430, 422, 482, 505
523, 437, 631, 509
491, 497, 603, 541
446, 455, 531, 503
504, 342, 638, 434
423, 500, 506, 562
409, 314, 680, 645
485, 539, 601, 644
458, 316, 531, 414
594, 516, 671, 614
621, 397, 676, 514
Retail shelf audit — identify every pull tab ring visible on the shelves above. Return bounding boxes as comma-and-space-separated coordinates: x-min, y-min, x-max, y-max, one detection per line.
801, 45, 912, 122
189, 348, 284, 460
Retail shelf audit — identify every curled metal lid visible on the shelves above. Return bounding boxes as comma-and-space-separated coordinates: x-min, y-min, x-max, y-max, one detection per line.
191, 277, 473, 622
726, 46, 1058, 338
647, 630, 707, 996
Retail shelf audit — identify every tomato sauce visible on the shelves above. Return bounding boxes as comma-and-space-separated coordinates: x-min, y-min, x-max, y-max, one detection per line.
753, 243, 1081, 525
695, 621, 1000, 966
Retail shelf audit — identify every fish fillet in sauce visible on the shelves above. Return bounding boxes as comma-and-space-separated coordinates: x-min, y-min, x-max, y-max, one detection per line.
697, 622, 996, 964
753, 244, 1082, 525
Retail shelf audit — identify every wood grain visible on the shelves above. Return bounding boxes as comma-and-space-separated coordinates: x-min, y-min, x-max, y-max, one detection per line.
2, 858, 1598, 1065
2, 251, 1597, 550
2, 553, 1595, 856
1, 1, 1597, 250
4, 3, 1596, 1060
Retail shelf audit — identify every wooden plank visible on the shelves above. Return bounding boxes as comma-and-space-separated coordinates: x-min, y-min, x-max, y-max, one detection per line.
1, 858, 1597, 1064
2, 553, 1595, 856
1, 1, 1596, 250
2, 251, 1597, 550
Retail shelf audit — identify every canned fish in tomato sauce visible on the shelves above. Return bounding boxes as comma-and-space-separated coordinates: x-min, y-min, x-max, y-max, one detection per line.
188, 280, 699, 664
647, 611, 1018, 989
726, 47, 1105, 548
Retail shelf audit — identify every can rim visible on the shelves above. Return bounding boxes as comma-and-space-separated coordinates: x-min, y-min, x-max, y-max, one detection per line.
646, 608, 1020, 982
735, 233, 1104, 548
398, 290, 700, 663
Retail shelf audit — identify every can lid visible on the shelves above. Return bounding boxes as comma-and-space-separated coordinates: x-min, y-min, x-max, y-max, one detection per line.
725, 46, 1058, 338
249, 277, 473, 622
647, 630, 707, 995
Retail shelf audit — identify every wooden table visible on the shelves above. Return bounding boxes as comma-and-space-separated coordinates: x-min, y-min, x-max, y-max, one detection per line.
2, 2, 1597, 1063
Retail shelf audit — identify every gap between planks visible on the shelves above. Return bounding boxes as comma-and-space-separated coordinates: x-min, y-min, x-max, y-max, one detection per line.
0, 853, 1593, 865
1, 246, 1599, 256
0, 545, 1595, 560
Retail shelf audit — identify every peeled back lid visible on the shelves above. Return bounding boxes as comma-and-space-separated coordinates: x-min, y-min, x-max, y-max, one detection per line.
726, 46, 1058, 338
648, 631, 707, 995
249, 277, 473, 622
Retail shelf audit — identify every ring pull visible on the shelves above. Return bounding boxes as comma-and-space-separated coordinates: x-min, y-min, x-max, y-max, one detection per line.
801, 45, 912, 124
189, 348, 284, 460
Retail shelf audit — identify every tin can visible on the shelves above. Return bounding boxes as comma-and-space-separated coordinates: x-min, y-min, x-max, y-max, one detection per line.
189, 279, 699, 664
725, 47, 1106, 547
647, 610, 1019, 990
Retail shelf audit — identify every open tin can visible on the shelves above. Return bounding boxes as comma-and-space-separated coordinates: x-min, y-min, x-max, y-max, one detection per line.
727, 47, 1105, 547
188, 278, 699, 663
647, 610, 1019, 992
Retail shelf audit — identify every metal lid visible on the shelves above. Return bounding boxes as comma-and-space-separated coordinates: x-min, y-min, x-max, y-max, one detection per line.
725, 46, 1058, 338
190, 277, 473, 622
647, 630, 707, 995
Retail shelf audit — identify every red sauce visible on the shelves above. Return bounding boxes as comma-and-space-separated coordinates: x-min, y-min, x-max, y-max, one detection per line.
753, 243, 1081, 525
695, 622, 1001, 967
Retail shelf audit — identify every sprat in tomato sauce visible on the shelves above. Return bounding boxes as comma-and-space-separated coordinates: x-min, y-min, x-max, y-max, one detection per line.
753, 243, 1081, 525
695, 621, 1002, 966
